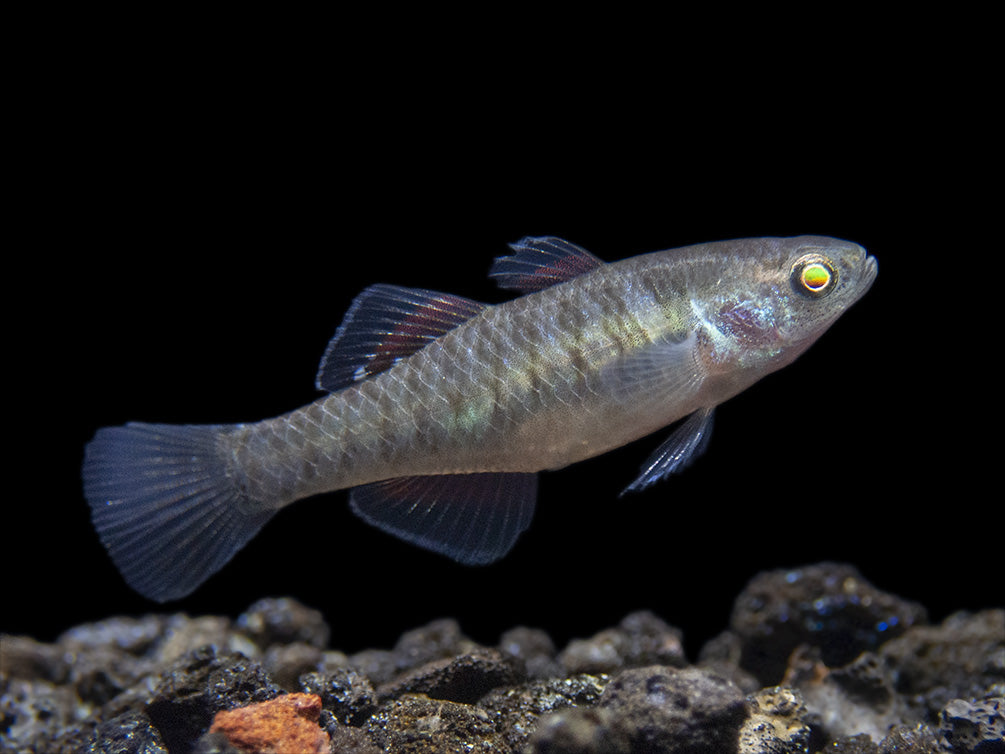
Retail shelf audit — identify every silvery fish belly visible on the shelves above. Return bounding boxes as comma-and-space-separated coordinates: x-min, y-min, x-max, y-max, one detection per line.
82, 235, 877, 600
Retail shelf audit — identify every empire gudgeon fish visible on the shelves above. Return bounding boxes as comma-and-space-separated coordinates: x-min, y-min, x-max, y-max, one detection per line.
82, 236, 877, 601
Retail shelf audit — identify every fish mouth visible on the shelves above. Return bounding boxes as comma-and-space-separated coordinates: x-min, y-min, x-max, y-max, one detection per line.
860, 253, 878, 293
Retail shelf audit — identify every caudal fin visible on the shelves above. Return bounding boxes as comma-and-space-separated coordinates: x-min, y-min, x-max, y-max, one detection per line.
82, 422, 276, 602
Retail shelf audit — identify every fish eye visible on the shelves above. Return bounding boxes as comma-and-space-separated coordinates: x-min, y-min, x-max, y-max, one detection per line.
791, 254, 837, 298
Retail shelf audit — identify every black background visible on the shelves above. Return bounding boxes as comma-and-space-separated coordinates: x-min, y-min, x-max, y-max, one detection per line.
7, 37, 998, 662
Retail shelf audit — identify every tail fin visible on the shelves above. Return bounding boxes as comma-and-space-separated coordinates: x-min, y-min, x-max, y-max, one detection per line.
82, 422, 276, 602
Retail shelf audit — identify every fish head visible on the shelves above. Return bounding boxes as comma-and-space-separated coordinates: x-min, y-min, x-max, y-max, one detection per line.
696, 235, 878, 375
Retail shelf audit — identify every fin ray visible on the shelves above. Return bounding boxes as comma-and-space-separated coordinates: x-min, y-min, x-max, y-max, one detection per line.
349, 472, 537, 564
622, 407, 715, 495
490, 236, 604, 292
316, 284, 486, 392
82, 422, 275, 602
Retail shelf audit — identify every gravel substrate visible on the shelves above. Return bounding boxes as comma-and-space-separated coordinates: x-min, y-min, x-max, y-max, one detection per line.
2, 562, 1002, 753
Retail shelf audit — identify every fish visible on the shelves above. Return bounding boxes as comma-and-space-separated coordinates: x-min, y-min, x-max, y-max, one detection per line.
82, 235, 877, 601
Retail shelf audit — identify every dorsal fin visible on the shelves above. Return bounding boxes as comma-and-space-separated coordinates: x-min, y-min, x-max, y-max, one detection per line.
489, 236, 604, 293
316, 284, 486, 393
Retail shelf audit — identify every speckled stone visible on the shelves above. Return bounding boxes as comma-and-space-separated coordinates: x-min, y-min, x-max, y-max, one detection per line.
738, 686, 812, 754
939, 697, 1004, 753
376, 646, 522, 703
529, 665, 748, 753
2, 564, 997, 753
729, 562, 928, 684
365, 694, 501, 753
298, 666, 377, 726
557, 610, 686, 675
236, 597, 330, 650
144, 647, 281, 752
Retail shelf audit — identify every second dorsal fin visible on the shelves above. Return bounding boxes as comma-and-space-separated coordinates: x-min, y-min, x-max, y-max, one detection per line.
489, 236, 605, 293
316, 284, 486, 393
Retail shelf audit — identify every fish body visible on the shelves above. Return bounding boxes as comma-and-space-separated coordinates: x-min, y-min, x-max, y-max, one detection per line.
83, 236, 877, 600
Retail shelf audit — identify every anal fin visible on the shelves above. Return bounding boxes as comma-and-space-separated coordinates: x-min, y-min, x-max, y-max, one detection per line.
349, 472, 537, 564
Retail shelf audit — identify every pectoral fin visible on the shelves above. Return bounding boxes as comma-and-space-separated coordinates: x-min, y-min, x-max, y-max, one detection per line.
622, 407, 715, 495
349, 472, 537, 564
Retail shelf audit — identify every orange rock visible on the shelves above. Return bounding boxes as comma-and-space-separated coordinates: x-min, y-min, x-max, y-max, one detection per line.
209, 692, 330, 754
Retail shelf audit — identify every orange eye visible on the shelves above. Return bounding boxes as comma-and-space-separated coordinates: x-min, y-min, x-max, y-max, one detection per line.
791, 255, 836, 298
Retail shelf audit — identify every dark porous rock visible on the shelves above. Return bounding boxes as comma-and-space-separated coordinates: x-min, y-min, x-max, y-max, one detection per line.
557, 610, 686, 675
879, 724, 942, 752
154, 615, 259, 665
365, 694, 502, 753
236, 597, 330, 650
481, 673, 609, 750
529, 665, 748, 753
327, 724, 383, 754
2, 562, 998, 753
738, 686, 812, 754
730, 562, 928, 685
525, 706, 630, 753
498, 625, 561, 679
827, 723, 944, 753
191, 732, 245, 753
389, 617, 478, 674
880, 609, 1005, 718
261, 641, 324, 691
377, 646, 522, 704
1, 633, 71, 684
347, 618, 477, 686
144, 647, 281, 753
299, 666, 378, 726
0, 676, 88, 754
84, 710, 168, 754
783, 646, 914, 743
939, 697, 1004, 753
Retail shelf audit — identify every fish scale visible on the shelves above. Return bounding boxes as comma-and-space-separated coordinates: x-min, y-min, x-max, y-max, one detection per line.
83, 235, 876, 601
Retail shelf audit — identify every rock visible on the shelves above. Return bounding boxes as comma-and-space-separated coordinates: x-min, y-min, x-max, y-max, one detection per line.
144, 647, 282, 752
880, 609, 1005, 717
299, 666, 377, 726
154, 615, 259, 665
783, 646, 914, 742
376, 646, 522, 704
0, 677, 87, 754
877, 724, 941, 752
557, 610, 686, 675
738, 686, 812, 754
84, 710, 168, 753
365, 694, 503, 753
598, 666, 748, 752
525, 706, 629, 753
347, 617, 477, 686
939, 696, 1004, 753
1, 563, 997, 753
729, 562, 927, 684
390, 617, 478, 674
236, 597, 330, 650
481, 673, 609, 751
206, 692, 329, 754
261, 642, 324, 691
498, 625, 561, 679
528, 665, 748, 753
